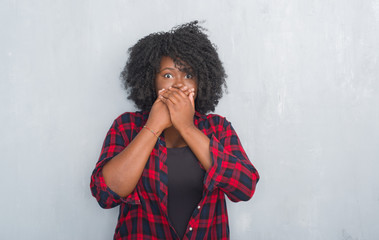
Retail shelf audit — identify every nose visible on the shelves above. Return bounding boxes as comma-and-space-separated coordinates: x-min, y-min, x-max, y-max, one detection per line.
175, 75, 185, 85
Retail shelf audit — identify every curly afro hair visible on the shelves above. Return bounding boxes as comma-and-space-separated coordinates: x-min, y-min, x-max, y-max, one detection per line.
120, 21, 227, 114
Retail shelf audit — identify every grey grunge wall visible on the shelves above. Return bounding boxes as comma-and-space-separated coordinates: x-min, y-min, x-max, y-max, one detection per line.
1, 0, 379, 239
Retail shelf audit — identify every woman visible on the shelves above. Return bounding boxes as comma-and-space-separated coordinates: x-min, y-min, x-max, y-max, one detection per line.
90, 21, 259, 240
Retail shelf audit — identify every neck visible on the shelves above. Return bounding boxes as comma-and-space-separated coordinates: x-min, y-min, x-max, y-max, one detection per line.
164, 126, 187, 148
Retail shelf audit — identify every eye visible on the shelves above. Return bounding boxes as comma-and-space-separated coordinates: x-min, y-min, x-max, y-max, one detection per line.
164, 73, 173, 78
185, 74, 193, 79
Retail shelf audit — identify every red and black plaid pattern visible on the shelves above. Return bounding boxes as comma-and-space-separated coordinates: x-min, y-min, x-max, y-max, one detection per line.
90, 111, 259, 240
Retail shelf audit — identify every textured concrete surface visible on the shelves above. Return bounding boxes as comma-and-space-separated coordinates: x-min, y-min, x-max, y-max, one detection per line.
1, 0, 378, 239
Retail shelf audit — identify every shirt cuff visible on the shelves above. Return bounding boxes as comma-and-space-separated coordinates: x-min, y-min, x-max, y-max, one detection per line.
203, 134, 224, 192
97, 160, 141, 206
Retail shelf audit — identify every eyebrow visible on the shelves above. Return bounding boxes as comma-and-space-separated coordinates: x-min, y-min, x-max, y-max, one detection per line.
158, 67, 176, 72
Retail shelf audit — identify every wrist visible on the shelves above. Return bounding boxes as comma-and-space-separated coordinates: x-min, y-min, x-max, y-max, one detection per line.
143, 125, 161, 138
177, 123, 197, 136
145, 120, 165, 134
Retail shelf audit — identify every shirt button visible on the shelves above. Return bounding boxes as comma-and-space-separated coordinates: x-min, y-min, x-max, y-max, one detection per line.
197, 205, 201, 209
189, 227, 193, 231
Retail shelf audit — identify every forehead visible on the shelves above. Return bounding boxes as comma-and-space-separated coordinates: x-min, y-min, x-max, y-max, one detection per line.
159, 56, 192, 73
159, 56, 176, 68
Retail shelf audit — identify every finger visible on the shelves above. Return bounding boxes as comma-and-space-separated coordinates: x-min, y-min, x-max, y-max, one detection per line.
170, 85, 193, 96
184, 88, 195, 96
161, 94, 175, 111
157, 88, 166, 96
167, 87, 188, 99
160, 90, 178, 105
158, 88, 170, 98
181, 88, 190, 96
159, 94, 169, 105
189, 92, 195, 109
180, 85, 188, 92
190, 88, 196, 99
171, 84, 190, 95
158, 88, 166, 99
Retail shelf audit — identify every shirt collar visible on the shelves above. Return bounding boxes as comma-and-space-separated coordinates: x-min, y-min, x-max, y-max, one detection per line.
194, 111, 207, 119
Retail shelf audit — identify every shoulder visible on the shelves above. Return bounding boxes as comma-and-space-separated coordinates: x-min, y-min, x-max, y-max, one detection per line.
113, 111, 149, 128
195, 112, 231, 128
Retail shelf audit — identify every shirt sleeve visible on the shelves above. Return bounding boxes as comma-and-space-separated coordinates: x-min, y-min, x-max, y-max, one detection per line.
90, 118, 141, 209
203, 117, 260, 202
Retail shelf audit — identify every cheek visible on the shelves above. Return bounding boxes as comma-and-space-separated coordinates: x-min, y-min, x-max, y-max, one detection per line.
186, 79, 198, 90
155, 78, 168, 91
191, 82, 198, 94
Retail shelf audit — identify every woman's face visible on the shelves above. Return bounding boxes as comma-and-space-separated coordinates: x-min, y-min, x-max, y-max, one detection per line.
155, 56, 198, 99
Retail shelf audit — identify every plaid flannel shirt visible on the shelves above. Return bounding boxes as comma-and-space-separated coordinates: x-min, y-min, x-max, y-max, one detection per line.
90, 111, 259, 240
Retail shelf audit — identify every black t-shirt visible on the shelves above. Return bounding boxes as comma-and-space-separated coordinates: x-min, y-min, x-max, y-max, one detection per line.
167, 146, 205, 239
